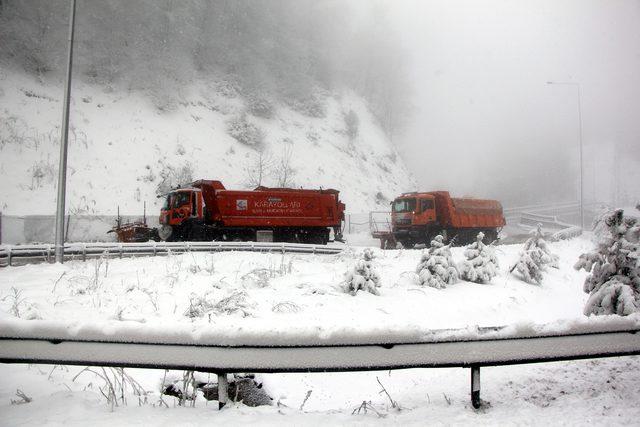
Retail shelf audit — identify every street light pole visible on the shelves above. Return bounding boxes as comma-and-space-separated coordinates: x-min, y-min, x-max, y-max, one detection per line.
54, 0, 77, 263
547, 81, 584, 230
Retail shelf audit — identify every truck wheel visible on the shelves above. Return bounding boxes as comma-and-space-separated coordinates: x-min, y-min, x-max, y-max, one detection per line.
158, 225, 173, 241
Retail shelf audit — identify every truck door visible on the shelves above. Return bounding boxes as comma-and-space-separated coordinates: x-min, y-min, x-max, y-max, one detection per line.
416, 196, 436, 225
171, 191, 192, 223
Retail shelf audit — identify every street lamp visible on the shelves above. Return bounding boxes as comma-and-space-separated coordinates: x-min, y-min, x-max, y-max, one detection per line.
54, 0, 77, 263
546, 80, 584, 230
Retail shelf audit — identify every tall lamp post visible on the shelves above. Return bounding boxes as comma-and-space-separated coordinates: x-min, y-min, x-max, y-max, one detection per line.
54, 0, 77, 263
546, 80, 584, 231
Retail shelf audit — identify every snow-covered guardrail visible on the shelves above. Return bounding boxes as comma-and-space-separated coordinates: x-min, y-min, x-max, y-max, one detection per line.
519, 212, 583, 240
0, 241, 344, 267
1, 318, 639, 409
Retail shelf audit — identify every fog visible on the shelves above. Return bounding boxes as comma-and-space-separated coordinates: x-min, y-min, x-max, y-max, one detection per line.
1, 0, 638, 208
389, 0, 640, 206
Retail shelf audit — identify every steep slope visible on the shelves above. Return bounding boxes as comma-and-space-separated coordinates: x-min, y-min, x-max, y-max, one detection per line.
0, 68, 415, 216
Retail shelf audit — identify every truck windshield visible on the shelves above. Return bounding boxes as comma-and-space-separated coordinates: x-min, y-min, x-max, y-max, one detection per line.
162, 195, 170, 210
172, 192, 191, 208
393, 198, 416, 213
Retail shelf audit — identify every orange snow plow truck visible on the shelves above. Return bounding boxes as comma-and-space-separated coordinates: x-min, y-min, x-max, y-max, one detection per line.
158, 180, 345, 244
377, 191, 505, 248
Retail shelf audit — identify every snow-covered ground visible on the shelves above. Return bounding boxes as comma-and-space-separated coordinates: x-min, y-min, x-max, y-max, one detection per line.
2, 236, 639, 424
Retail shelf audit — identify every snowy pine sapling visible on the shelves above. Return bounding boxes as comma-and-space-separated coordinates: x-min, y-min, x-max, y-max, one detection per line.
575, 208, 640, 316
345, 248, 381, 296
510, 224, 559, 284
415, 235, 459, 289
460, 232, 500, 283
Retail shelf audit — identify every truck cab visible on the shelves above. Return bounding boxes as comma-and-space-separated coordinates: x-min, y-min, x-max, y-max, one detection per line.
391, 193, 437, 245
158, 188, 204, 240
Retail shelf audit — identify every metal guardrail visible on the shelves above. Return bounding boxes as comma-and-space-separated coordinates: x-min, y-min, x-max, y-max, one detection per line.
1, 320, 639, 409
0, 241, 343, 267
519, 212, 583, 240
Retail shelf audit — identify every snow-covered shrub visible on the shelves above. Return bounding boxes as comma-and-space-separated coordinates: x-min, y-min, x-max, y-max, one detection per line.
415, 235, 459, 289
272, 301, 301, 313
156, 162, 194, 196
344, 248, 381, 296
575, 207, 640, 316
226, 113, 264, 147
247, 96, 275, 119
460, 232, 500, 283
184, 293, 215, 319
213, 290, 255, 317
344, 109, 359, 139
510, 225, 558, 284
285, 93, 326, 118
29, 158, 56, 189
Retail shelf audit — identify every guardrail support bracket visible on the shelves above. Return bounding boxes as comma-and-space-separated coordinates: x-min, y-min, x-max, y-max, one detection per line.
217, 372, 228, 409
471, 365, 481, 409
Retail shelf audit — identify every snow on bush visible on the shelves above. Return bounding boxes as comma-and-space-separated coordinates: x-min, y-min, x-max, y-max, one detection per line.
459, 232, 500, 284
510, 225, 559, 284
213, 290, 255, 317
344, 109, 359, 140
226, 113, 264, 147
575, 207, 640, 316
156, 162, 194, 196
415, 235, 459, 289
285, 93, 326, 118
344, 248, 381, 296
184, 292, 215, 319
247, 95, 275, 119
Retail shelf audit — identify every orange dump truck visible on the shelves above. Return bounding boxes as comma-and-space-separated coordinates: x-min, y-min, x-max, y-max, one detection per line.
158, 180, 345, 244
380, 191, 505, 248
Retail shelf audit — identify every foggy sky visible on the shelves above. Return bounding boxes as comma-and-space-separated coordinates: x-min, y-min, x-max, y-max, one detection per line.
389, 0, 640, 206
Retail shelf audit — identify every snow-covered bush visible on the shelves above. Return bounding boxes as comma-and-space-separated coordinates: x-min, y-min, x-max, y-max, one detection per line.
213, 290, 255, 317
510, 225, 558, 284
184, 293, 215, 319
344, 109, 359, 140
575, 207, 640, 316
156, 162, 194, 196
460, 232, 499, 283
247, 96, 275, 119
415, 235, 459, 289
226, 113, 265, 147
344, 248, 381, 296
285, 93, 326, 118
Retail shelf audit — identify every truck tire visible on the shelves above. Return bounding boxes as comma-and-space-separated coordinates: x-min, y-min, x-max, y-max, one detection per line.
158, 225, 173, 241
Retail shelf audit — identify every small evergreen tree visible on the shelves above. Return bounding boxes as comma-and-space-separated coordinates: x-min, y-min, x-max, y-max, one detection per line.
345, 248, 381, 296
575, 207, 640, 316
415, 235, 459, 289
510, 224, 559, 284
460, 232, 500, 283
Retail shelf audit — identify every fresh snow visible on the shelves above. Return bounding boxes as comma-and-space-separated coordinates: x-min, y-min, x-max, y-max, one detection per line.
0, 67, 415, 216
1, 236, 640, 424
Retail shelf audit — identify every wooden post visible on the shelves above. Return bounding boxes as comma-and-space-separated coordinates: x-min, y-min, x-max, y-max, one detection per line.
471, 365, 481, 409
217, 372, 228, 409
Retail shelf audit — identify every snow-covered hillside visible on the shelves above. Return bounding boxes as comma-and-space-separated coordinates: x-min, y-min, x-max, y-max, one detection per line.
0, 67, 415, 216
2, 238, 640, 424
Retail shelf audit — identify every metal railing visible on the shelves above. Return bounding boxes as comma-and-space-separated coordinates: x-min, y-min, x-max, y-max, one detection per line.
1, 319, 638, 409
0, 241, 343, 267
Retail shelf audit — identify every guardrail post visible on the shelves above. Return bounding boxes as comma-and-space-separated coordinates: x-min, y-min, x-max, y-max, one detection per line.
471, 365, 481, 409
217, 372, 228, 409
7, 246, 12, 267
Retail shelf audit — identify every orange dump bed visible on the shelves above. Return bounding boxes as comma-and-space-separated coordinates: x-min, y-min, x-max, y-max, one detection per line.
195, 181, 344, 229
432, 191, 505, 229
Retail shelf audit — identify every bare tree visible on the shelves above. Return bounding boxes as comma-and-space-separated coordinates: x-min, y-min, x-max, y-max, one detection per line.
244, 148, 273, 188
274, 144, 296, 188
